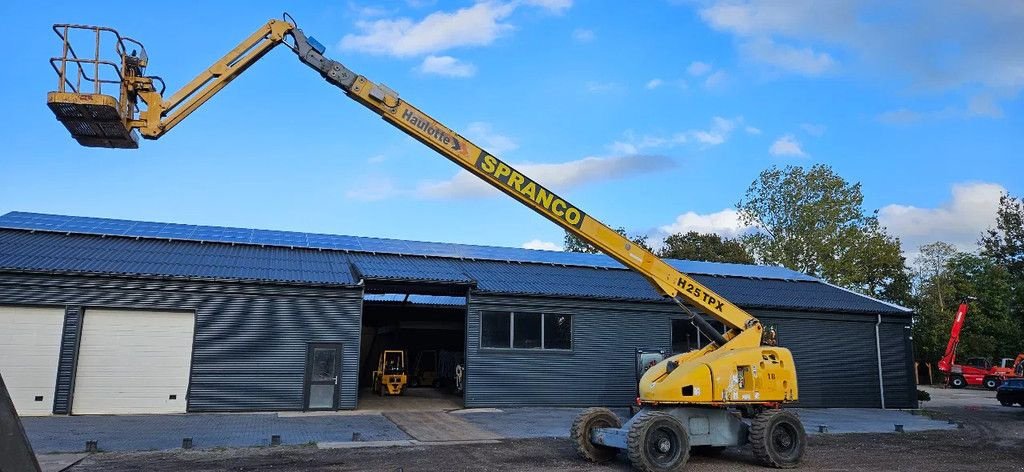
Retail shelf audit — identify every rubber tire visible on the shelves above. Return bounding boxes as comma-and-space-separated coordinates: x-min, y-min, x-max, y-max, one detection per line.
749, 409, 806, 469
571, 407, 622, 463
691, 445, 727, 456
984, 378, 999, 390
950, 376, 966, 388
627, 410, 690, 472
1000, 400, 1014, 407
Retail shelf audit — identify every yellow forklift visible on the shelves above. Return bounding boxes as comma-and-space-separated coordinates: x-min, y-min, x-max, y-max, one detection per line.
371, 350, 407, 396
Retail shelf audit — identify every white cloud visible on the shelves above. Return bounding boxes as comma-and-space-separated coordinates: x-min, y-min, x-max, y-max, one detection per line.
416, 55, 477, 77
659, 208, 754, 239
967, 94, 1004, 118
345, 176, 401, 201
645, 78, 663, 89
464, 122, 518, 155
585, 81, 621, 93
745, 125, 762, 135
417, 154, 674, 199
799, 123, 826, 136
367, 154, 387, 164
339, 2, 516, 57
522, 239, 562, 251
693, 0, 1024, 100
703, 70, 728, 88
876, 100, 994, 125
572, 28, 595, 43
349, 2, 395, 18
687, 61, 712, 76
879, 182, 1005, 252
769, 134, 807, 157
524, 0, 573, 14
738, 37, 836, 76
876, 108, 926, 125
610, 116, 744, 154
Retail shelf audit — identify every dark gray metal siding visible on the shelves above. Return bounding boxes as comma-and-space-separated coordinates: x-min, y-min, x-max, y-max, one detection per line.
758, 313, 882, 408
0, 271, 363, 412
879, 320, 917, 408
465, 294, 676, 407
467, 293, 916, 409
52, 305, 81, 414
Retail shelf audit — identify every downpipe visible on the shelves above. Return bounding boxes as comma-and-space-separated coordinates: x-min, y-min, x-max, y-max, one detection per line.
876, 314, 886, 409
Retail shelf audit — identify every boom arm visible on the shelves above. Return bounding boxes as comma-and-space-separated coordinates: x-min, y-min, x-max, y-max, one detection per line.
47, 16, 766, 353
937, 298, 973, 373
287, 28, 761, 350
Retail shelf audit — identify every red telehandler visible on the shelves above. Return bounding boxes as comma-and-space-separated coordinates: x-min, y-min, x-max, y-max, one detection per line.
936, 298, 1023, 389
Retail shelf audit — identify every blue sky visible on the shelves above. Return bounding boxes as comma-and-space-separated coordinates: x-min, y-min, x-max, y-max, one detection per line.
1, 1, 1021, 257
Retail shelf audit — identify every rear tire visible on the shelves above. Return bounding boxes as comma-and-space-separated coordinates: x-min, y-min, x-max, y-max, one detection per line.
571, 407, 622, 463
950, 376, 966, 388
627, 410, 690, 472
1000, 400, 1013, 407
984, 378, 1000, 390
750, 409, 806, 469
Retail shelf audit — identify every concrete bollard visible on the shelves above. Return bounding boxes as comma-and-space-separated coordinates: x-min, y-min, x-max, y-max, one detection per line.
182, 437, 193, 449
818, 425, 828, 433
85, 440, 98, 453
352, 432, 363, 442
895, 424, 904, 432
270, 434, 282, 446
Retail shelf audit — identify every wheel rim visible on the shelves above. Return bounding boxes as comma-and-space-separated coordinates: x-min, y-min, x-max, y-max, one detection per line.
770, 421, 800, 460
645, 425, 683, 466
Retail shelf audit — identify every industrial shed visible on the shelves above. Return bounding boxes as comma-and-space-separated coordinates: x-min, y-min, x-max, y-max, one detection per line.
0, 211, 917, 416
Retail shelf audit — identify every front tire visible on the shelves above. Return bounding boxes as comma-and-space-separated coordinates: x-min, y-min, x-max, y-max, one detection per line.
950, 376, 966, 388
983, 378, 1000, 390
571, 407, 622, 463
627, 411, 690, 472
1000, 399, 1013, 407
750, 409, 806, 469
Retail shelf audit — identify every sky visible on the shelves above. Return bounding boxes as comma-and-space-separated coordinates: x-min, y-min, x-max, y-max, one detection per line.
1, 0, 1021, 259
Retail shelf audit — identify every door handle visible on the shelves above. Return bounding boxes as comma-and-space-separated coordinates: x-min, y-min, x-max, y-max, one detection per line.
333, 376, 339, 385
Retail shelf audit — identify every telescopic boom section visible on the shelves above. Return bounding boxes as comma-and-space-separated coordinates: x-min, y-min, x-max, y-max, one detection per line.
287, 28, 760, 348
937, 298, 973, 373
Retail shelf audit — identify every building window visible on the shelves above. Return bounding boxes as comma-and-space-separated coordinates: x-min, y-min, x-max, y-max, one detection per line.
481, 312, 511, 348
544, 314, 572, 350
671, 319, 727, 354
513, 312, 542, 348
481, 311, 572, 350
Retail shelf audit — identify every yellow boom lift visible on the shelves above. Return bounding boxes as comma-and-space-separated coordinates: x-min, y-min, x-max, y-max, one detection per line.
46, 15, 805, 470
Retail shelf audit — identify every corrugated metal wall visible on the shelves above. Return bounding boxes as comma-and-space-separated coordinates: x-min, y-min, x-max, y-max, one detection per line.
0, 272, 363, 412
879, 320, 916, 408
465, 294, 676, 407
467, 293, 916, 409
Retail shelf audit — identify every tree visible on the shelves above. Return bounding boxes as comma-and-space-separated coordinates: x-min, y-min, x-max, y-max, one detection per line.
981, 192, 1024, 278
913, 252, 1020, 361
736, 164, 910, 304
910, 242, 967, 362
563, 227, 652, 254
658, 231, 754, 264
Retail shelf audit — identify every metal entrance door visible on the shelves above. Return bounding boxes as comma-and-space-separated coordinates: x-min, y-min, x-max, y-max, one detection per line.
304, 343, 342, 410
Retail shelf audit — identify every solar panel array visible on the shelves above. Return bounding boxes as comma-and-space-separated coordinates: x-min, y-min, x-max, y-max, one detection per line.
0, 212, 817, 281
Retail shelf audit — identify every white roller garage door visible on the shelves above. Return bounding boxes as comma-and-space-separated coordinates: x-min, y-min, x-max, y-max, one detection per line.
0, 306, 65, 416
72, 309, 195, 415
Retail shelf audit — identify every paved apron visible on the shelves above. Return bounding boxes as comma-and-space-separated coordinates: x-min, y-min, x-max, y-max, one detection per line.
383, 412, 502, 442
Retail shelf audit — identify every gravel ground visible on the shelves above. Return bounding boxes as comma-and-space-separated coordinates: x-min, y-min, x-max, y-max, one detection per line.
67, 388, 1024, 471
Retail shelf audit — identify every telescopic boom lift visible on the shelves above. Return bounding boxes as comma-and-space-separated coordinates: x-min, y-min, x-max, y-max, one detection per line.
46, 15, 805, 470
